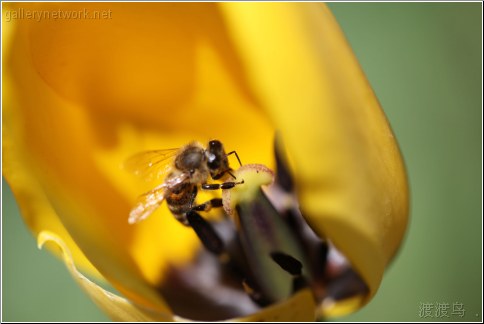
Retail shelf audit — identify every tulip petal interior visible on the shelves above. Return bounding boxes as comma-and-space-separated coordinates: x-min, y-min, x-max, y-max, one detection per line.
37, 231, 173, 321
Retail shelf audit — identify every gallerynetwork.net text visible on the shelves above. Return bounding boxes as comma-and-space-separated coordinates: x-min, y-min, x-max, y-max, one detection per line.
5, 8, 113, 22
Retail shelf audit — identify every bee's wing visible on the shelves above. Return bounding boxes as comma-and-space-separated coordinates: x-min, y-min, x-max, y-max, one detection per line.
128, 183, 168, 224
128, 172, 189, 224
124, 148, 180, 181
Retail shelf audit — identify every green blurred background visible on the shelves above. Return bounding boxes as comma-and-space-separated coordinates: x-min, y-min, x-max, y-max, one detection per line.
2, 3, 482, 322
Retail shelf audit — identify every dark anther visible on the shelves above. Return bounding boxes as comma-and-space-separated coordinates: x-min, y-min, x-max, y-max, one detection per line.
270, 251, 303, 276
274, 136, 294, 192
292, 275, 309, 293
316, 241, 329, 275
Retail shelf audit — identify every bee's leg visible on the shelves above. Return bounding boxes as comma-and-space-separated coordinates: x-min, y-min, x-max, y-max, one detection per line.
201, 180, 244, 191
186, 185, 198, 210
226, 150, 242, 167
227, 170, 237, 180
194, 180, 243, 213
192, 198, 223, 212
186, 210, 225, 255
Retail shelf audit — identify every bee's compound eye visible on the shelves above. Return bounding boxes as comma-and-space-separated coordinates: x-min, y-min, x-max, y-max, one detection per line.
207, 156, 220, 170
207, 153, 216, 163
207, 140, 224, 171
209, 140, 222, 151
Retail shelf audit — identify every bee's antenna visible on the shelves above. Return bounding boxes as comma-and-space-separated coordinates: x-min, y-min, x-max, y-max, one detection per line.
226, 151, 242, 167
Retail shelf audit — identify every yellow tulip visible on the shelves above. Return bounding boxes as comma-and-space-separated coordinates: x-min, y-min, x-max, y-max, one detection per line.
2, 2, 408, 321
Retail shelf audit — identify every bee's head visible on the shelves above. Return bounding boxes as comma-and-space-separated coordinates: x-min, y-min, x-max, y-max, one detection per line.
206, 140, 229, 180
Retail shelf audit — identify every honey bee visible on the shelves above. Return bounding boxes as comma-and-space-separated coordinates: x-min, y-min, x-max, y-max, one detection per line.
125, 140, 243, 254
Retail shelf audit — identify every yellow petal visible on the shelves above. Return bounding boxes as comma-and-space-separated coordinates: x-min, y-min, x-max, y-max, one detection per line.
2, 77, 101, 279
3, 2, 275, 314
221, 2, 409, 315
3, 48, 172, 311
37, 231, 172, 321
